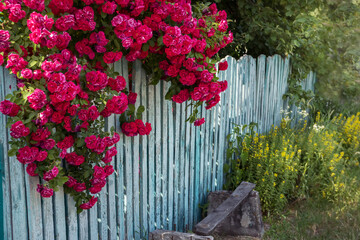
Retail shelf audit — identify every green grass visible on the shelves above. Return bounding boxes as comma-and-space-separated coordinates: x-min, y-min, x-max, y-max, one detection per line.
264, 168, 360, 240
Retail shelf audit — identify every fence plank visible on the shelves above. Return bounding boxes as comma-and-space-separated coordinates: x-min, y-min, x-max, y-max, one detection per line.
139, 62, 149, 237
4, 71, 28, 240
161, 81, 169, 230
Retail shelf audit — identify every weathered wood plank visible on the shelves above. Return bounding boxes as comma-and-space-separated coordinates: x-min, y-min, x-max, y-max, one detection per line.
139, 62, 149, 237
193, 182, 256, 235
147, 78, 156, 233
167, 84, 174, 230
53, 188, 67, 240
161, 81, 169, 230
132, 60, 141, 239
4, 70, 28, 240
154, 80, 162, 229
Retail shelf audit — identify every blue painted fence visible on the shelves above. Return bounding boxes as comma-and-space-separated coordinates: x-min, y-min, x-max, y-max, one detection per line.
0, 55, 315, 240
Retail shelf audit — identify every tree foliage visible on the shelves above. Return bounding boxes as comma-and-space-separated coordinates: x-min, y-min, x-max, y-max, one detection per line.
195, 0, 360, 112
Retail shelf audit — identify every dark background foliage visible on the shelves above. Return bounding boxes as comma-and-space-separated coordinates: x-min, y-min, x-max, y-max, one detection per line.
195, 0, 360, 114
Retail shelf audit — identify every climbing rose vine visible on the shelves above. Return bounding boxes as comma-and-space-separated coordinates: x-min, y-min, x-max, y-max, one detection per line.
0, 0, 231, 211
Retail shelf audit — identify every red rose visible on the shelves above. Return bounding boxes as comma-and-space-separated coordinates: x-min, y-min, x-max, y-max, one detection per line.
93, 166, 106, 179
51, 112, 64, 124
28, 89, 47, 111
85, 135, 98, 149
103, 51, 123, 64
179, 70, 197, 86
104, 165, 114, 176
65, 176, 77, 188
106, 93, 128, 114
79, 196, 98, 210
26, 163, 38, 176
40, 139, 56, 150
166, 65, 180, 77
86, 71, 108, 91
128, 92, 137, 105
74, 183, 86, 192
0, 100, 20, 117
31, 128, 51, 142
88, 106, 100, 121
10, 121, 30, 138
172, 89, 190, 104
21, 69, 33, 79
108, 76, 126, 92
65, 152, 85, 166
36, 184, 53, 198
43, 166, 59, 181
78, 109, 89, 121
57, 136, 75, 150
17, 146, 39, 164
218, 60, 228, 71
121, 122, 138, 137
194, 118, 205, 126
102, 1, 117, 14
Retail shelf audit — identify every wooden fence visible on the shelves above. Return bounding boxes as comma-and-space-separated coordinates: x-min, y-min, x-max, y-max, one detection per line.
0, 55, 315, 240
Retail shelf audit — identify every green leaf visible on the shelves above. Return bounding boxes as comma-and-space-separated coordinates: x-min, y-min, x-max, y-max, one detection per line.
8, 148, 17, 157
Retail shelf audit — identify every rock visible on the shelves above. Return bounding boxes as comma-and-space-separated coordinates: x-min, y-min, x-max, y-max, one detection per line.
194, 182, 264, 238
149, 230, 214, 240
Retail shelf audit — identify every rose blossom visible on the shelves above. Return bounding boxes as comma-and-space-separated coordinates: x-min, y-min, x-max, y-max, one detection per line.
65, 152, 85, 165
194, 118, 205, 126
36, 184, 54, 198
43, 166, 59, 181
0, 100, 20, 116
218, 61, 228, 71
79, 196, 98, 210
10, 121, 30, 138
26, 163, 38, 176
28, 89, 47, 110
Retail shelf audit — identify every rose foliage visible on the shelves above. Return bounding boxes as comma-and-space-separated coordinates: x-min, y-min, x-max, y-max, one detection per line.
0, 0, 231, 211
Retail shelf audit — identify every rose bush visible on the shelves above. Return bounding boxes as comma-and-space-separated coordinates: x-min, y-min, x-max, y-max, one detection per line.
0, 0, 231, 211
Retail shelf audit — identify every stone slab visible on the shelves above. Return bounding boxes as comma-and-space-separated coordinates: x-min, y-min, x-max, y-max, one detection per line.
193, 182, 255, 235
194, 182, 264, 238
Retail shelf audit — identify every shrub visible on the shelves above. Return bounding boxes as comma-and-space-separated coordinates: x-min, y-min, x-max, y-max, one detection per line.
224, 111, 360, 215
